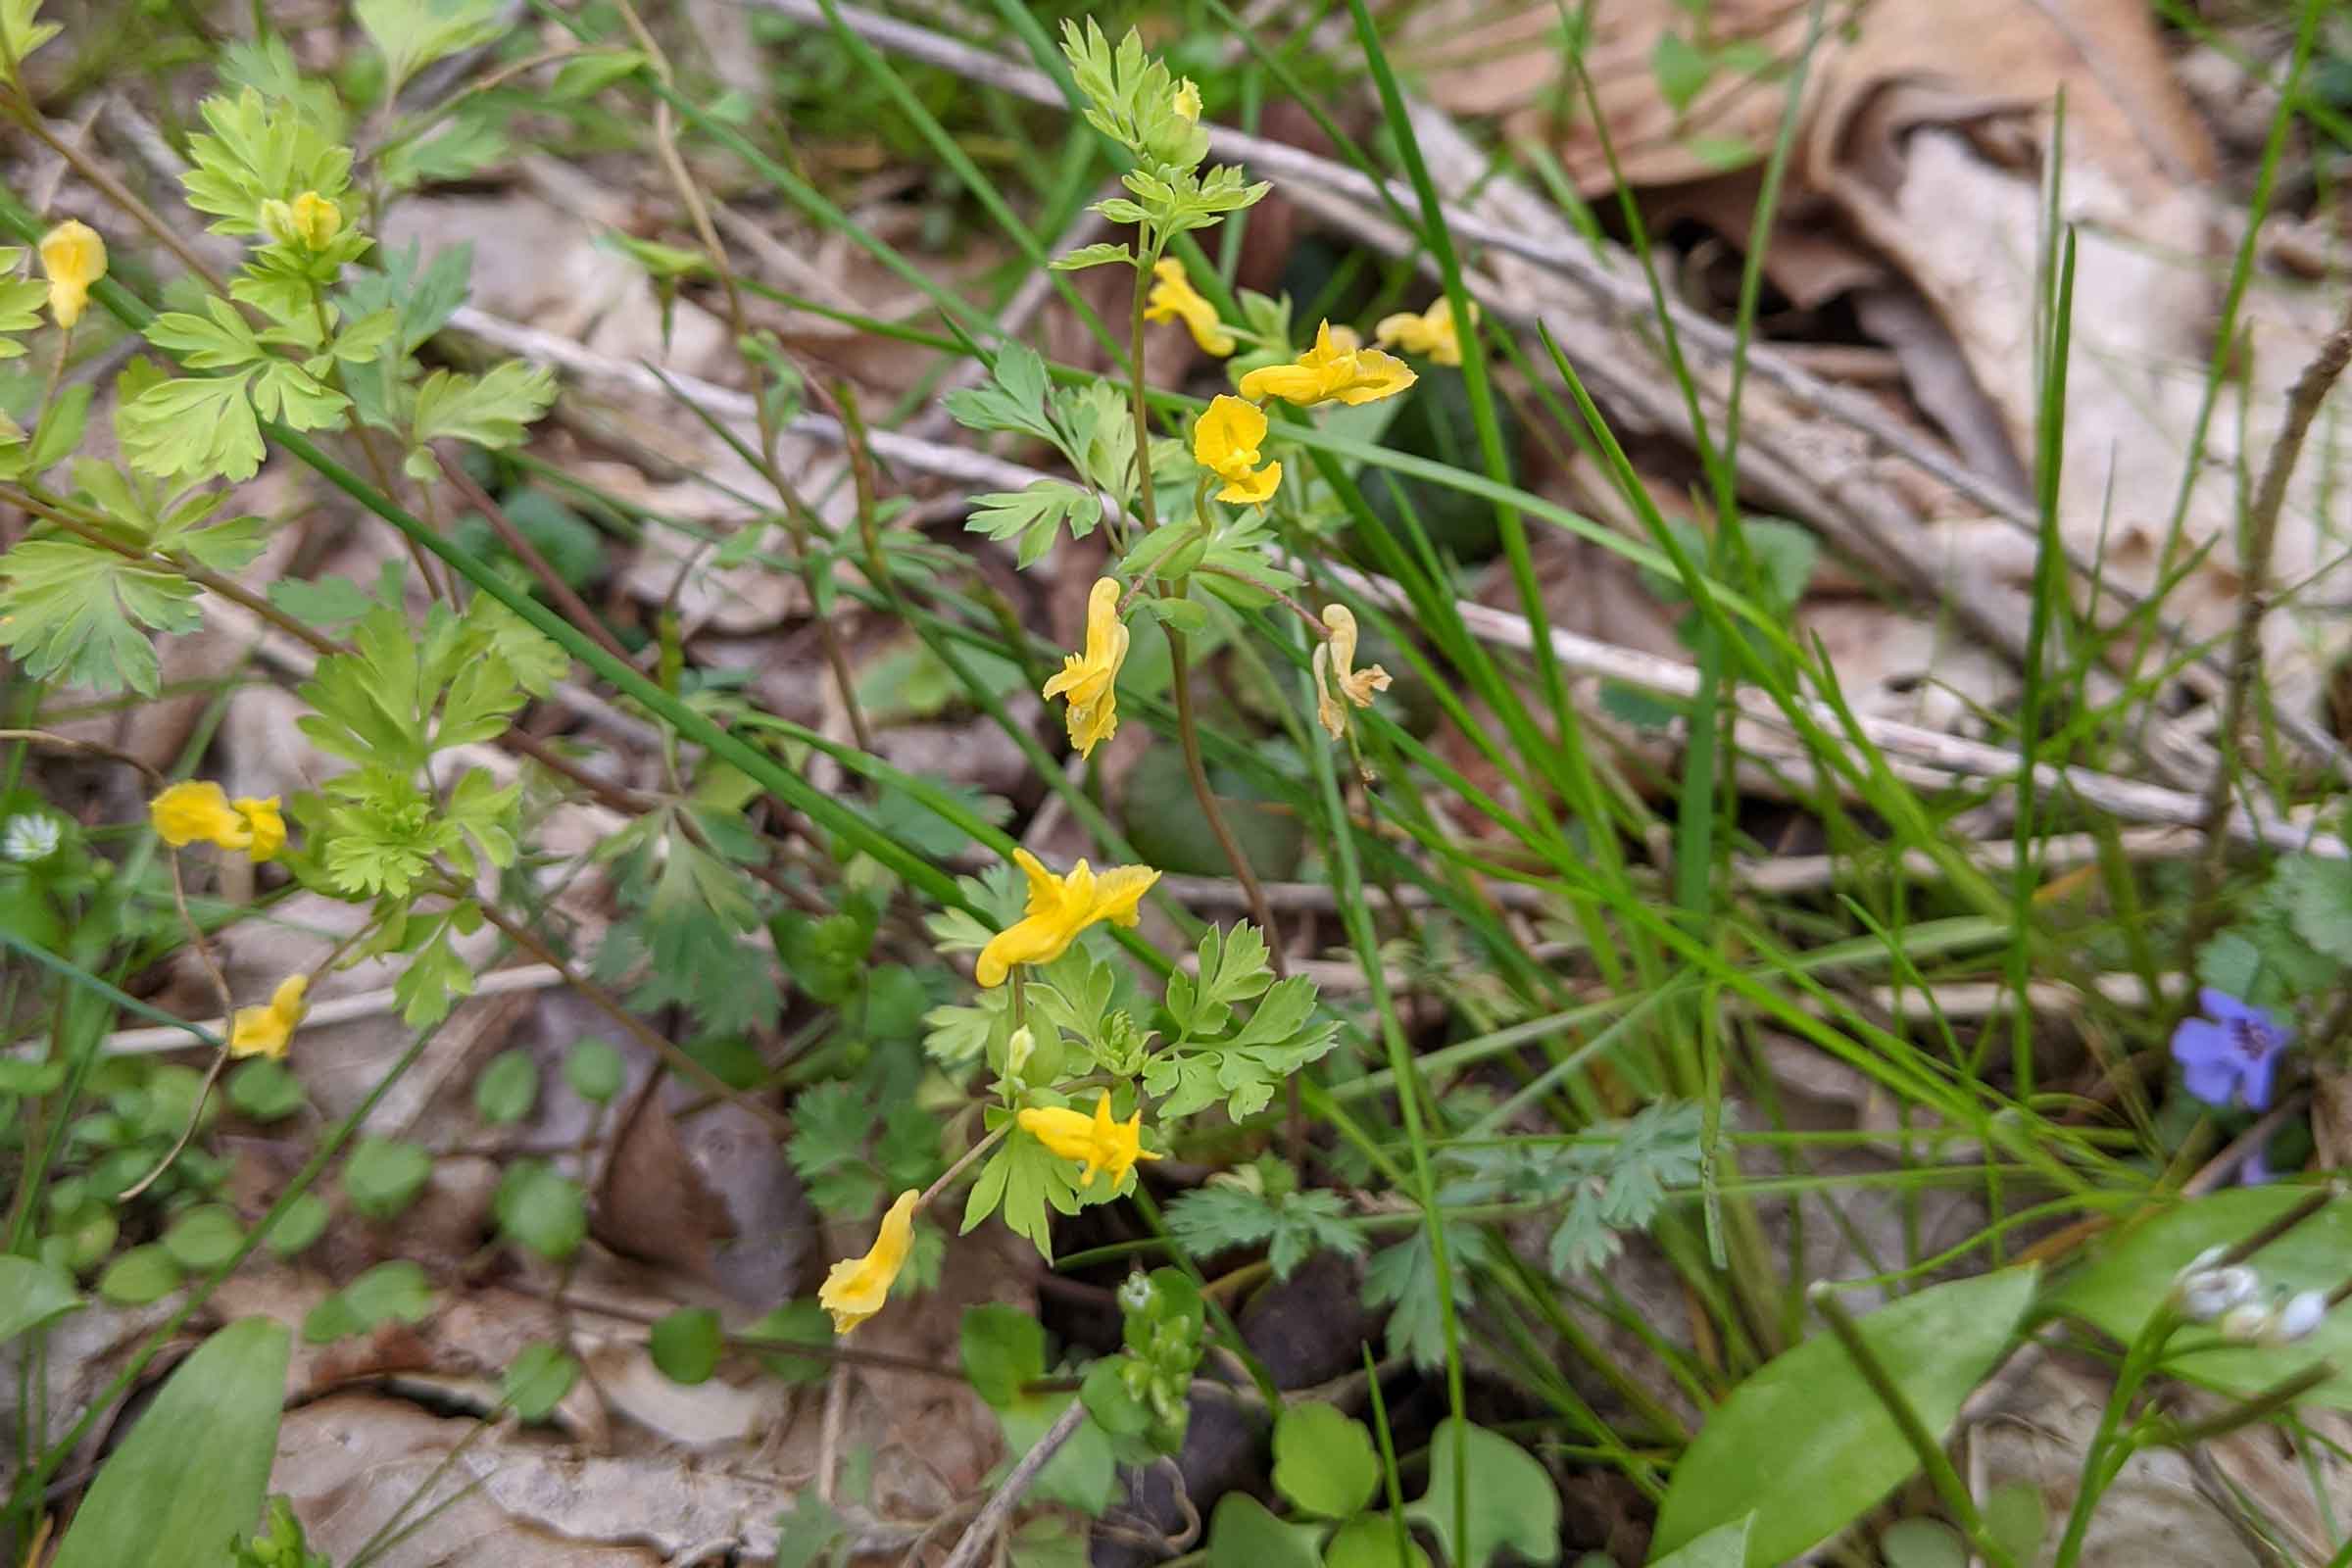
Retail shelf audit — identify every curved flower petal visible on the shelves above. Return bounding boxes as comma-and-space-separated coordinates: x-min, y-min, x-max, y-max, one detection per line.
38, 220, 106, 330
229, 974, 309, 1060
818, 1188, 920, 1335
150, 780, 252, 852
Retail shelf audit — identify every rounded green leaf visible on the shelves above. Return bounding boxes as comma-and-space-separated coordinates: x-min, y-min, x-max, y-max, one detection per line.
162, 1202, 245, 1270
264, 1192, 331, 1258
48, 1317, 290, 1568
473, 1048, 539, 1124
651, 1306, 723, 1385
564, 1038, 623, 1103
495, 1160, 587, 1260
343, 1136, 432, 1220
2050, 1188, 2352, 1407
340, 1259, 436, 1330
225, 1058, 307, 1122
1650, 1268, 2039, 1566
1272, 1402, 1379, 1520
97, 1244, 182, 1305
0, 1255, 82, 1342
503, 1342, 580, 1421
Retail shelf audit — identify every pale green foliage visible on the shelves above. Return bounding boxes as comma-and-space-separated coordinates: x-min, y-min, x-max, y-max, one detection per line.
1148, 923, 1340, 1119
0, 251, 45, 360
357, 0, 509, 95
178, 90, 354, 237
1058, 21, 1266, 245
404, 362, 559, 479
0, 0, 60, 76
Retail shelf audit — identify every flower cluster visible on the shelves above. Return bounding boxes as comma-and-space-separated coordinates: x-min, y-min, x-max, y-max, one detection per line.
2170, 1246, 2330, 1348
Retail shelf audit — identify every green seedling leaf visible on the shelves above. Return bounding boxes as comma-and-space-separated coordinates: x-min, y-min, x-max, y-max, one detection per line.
263, 1193, 330, 1258
1650, 1267, 2038, 1565
49, 1318, 289, 1568
1325, 1514, 1432, 1568
1406, 1419, 1561, 1566
1202, 1493, 1321, 1568
495, 1159, 588, 1260
1271, 1402, 1378, 1519
226, 1057, 307, 1122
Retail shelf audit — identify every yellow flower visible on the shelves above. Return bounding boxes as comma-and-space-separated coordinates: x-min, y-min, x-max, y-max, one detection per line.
817, 1188, 919, 1335
1374, 297, 1477, 367
149, 781, 287, 861
1144, 259, 1235, 357
1194, 394, 1282, 506
261, 190, 343, 250
1172, 78, 1202, 122
1311, 604, 1393, 739
38, 220, 105, 330
229, 974, 309, 1060
1018, 1092, 1162, 1188
1042, 577, 1130, 759
1238, 320, 1416, 408
976, 849, 1160, 988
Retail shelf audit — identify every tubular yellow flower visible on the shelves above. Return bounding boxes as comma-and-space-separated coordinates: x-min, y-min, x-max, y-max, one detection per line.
1193, 394, 1281, 506
1172, 78, 1202, 122
38, 220, 105, 330
817, 1188, 919, 1335
1041, 577, 1130, 759
149, 781, 286, 861
262, 190, 343, 250
1144, 259, 1235, 357
1018, 1092, 1162, 1188
229, 974, 309, 1060
235, 796, 287, 862
1238, 321, 1416, 408
976, 850, 1160, 988
1311, 604, 1393, 739
1374, 297, 1476, 367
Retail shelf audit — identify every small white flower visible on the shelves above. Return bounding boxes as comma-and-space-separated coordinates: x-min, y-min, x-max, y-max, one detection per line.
1, 812, 61, 863
2219, 1301, 2273, 1345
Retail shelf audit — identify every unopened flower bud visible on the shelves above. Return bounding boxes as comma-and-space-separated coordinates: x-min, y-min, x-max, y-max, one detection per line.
1004, 1025, 1035, 1081
2219, 1301, 2271, 1345
2177, 1264, 2261, 1323
2270, 1290, 2328, 1346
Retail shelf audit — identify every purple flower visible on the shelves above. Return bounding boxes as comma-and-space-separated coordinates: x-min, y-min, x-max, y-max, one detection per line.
2173, 989, 2291, 1110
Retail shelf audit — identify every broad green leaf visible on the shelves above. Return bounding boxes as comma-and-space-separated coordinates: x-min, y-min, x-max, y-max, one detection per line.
1879, 1518, 1966, 1568
1650, 1268, 2038, 1566
996, 1393, 1116, 1516
1406, 1419, 1561, 1567
407, 361, 556, 475
49, 1317, 290, 1568
263, 1193, 330, 1258
0, 1256, 81, 1343
1271, 1402, 1377, 1520
1203, 1493, 1321, 1568
120, 373, 266, 481
2051, 1188, 2352, 1406
225, 1055, 307, 1124
1645, 1515, 1752, 1567
358, 0, 507, 91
